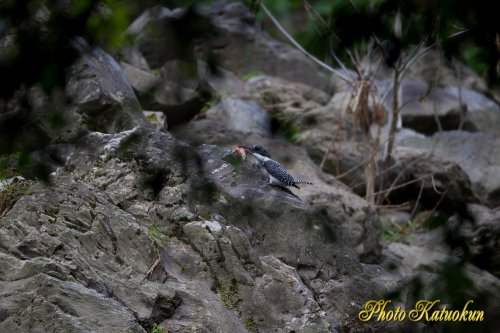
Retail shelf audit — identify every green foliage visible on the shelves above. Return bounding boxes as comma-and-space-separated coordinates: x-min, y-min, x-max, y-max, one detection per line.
146, 113, 159, 123
381, 218, 417, 243
240, 71, 264, 80
150, 68, 161, 77
0, 154, 20, 180
219, 278, 240, 309
419, 211, 448, 230
244, 315, 257, 332
116, 132, 145, 157
0, 178, 32, 218
147, 225, 168, 253
282, 123, 301, 143
86, 0, 133, 51
272, 114, 301, 143
462, 45, 488, 75
150, 322, 164, 333
0, 152, 51, 182
179, 263, 189, 273
202, 96, 220, 111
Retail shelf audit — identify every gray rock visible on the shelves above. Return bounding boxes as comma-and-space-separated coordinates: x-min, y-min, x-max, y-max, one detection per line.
0, 40, 154, 154
245, 75, 330, 105
448, 204, 500, 277
387, 80, 500, 136
66, 39, 151, 133
121, 45, 151, 71
121, 62, 161, 95
381, 242, 500, 332
126, 6, 190, 69
0, 85, 87, 154
171, 116, 249, 147
365, 48, 487, 91
446, 86, 500, 136
400, 131, 500, 207
0, 175, 163, 333
378, 79, 464, 135
200, 2, 333, 92
206, 98, 271, 136
407, 50, 487, 91
122, 58, 246, 128
122, 59, 212, 127
394, 147, 478, 212
126, 3, 333, 92
200, 62, 246, 98
359, 48, 499, 136
196, 143, 400, 331
143, 111, 167, 130
3, 125, 499, 332
172, 99, 382, 262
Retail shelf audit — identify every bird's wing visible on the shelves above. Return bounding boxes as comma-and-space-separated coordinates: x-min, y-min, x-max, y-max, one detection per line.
263, 160, 296, 186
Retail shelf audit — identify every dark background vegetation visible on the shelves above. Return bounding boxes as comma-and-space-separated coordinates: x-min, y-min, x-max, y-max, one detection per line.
1, 0, 498, 99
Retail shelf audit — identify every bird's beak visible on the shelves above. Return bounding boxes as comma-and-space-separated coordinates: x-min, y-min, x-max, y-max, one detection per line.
238, 146, 253, 152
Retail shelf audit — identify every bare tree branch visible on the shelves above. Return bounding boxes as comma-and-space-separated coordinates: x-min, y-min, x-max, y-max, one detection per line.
260, 2, 354, 84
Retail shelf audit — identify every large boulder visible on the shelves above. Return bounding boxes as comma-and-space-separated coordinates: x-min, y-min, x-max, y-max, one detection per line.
451, 87, 500, 136
121, 59, 214, 127
374, 79, 500, 136
393, 147, 479, 213
66, 39, 151, 133
205, 98, 271, 136
171, 97, 269, 146
400, 131, 500, 208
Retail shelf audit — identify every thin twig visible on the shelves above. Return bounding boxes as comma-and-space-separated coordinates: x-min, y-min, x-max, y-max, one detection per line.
432, 98, 443, 131
431, 174, 445, 195
334, 140, 383, 181
349, 148, 428, 193
146, 255, 161, 278
260, 2, 353, 84
368, 167, 449, 199
376, 202, 411, 210
383, 57, 402, 162
411, 179, 425, 217
428, 187, 450, 217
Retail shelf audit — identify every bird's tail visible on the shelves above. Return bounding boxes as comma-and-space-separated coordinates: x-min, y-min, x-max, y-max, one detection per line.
295, 179, 314, 185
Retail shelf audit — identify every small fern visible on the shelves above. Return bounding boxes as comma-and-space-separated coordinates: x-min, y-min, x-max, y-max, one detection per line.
150, 322, 164, 333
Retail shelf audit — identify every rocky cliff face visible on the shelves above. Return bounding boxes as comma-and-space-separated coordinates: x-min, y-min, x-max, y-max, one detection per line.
1, 2, 500, 333
0, 126, 395, 332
